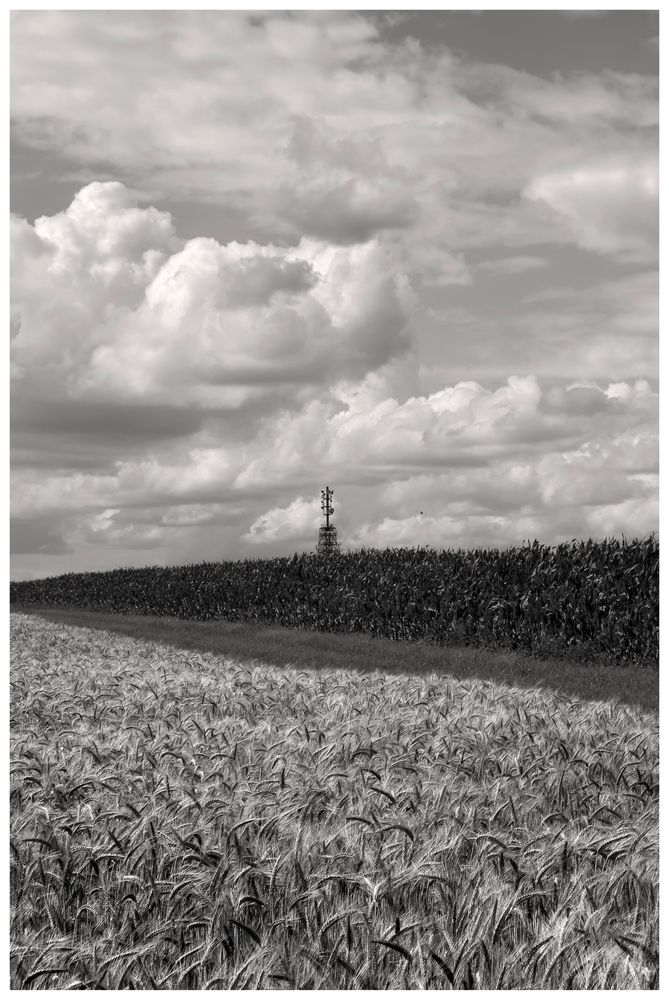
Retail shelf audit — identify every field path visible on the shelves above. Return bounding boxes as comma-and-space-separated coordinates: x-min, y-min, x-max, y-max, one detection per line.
10, 612, 659, 989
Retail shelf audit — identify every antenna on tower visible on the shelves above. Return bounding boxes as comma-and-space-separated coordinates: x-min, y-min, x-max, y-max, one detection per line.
317, 486, 339, 555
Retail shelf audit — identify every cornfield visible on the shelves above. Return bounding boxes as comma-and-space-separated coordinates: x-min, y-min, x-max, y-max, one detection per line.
10, 536, 658, 664
10, 614, 658, 989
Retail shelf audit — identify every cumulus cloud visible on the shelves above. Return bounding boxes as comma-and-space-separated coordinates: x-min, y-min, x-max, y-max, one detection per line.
11, 183, 178, 396
243, 497, 320, 545
11, 183, 413, 410
70, 508, 168, 551
234, 375, 657, 492
347, 381, 657, 549
14, 372, 653, 516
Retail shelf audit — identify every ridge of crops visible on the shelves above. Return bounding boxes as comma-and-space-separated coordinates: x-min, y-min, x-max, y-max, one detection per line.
10, 614, 658, 989
10, 535, 658, 664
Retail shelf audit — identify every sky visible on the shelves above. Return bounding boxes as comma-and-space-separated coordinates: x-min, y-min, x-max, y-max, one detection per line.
10, 9, 659, 579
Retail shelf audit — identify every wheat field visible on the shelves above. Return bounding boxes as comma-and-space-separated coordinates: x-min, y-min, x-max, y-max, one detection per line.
10, 612, 659, 989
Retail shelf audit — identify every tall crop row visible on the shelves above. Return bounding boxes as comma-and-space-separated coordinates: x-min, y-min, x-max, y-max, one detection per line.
10, 536, 658, 663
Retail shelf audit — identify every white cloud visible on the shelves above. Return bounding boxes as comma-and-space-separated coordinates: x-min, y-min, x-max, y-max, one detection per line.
524, 157, 658, 262
13, 375, 656, 519
585, 496, 658, 538
348, 488, 659, 551
11, 12, 658, 262
70, 508, 167, 550
11, 183, 413, 409
11, 183, 179, 390
242, 496, 319, 544
350, 438, 658, 550
234, 375, 551, 491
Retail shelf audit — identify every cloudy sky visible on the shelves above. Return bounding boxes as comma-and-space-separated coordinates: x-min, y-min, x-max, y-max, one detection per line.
10, 9, 658, 579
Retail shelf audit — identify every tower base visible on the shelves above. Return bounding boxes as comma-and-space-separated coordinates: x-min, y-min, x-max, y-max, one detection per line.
317, 525, 339, 554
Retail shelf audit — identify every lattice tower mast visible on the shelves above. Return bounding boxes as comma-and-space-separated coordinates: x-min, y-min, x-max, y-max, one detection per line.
317, 486, 339, 554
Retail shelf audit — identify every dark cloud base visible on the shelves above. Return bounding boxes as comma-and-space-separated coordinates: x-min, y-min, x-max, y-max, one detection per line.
12, 398, 207, 440
11, 515, 71, 556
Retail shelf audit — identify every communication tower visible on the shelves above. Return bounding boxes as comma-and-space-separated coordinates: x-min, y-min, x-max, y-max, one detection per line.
317, 486, 339, 555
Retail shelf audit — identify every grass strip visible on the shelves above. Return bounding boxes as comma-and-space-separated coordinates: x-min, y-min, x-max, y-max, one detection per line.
14, 605, 658, 712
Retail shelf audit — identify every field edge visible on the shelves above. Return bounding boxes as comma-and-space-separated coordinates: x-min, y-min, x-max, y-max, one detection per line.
12, 605, 659, 714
